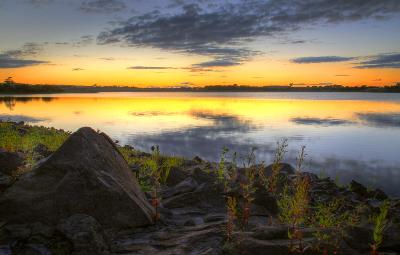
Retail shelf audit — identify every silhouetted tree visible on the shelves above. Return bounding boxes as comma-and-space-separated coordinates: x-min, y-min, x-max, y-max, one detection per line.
4, 77, 15, 87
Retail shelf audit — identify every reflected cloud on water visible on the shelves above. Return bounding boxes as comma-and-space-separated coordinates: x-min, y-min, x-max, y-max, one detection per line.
307, 157, 400, 196
357, 112, 400, 128
127, 111, 400, 196
128, 111, 272, 160
291, 117, 354, 126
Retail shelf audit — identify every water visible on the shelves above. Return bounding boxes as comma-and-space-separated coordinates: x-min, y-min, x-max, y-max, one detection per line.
1, 92, 400, 196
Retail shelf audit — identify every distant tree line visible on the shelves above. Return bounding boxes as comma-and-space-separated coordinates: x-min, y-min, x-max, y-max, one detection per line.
1, 78, 400, 94
0, 77, 63, 94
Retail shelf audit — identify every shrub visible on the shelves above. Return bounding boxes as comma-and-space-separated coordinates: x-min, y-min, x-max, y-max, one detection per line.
312, 198, 363, 254
266, 139, 288, 194
277, 145, 310, 254
371, 200, 390, 255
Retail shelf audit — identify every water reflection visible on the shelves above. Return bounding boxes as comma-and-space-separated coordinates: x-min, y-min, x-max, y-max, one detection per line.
0, 97, 57, 111
357, 112, 400, 128
0, 114, 48, 123
130, 111, 268, 160
308, 157, 400, 196
291, 117, 354, 126
0, 93, 399, 195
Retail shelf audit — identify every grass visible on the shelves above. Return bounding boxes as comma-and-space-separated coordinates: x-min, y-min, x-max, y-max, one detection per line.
0, 122, 69, 164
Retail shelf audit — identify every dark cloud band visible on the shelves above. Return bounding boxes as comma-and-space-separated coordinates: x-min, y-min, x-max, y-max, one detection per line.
98, 0, 400, 67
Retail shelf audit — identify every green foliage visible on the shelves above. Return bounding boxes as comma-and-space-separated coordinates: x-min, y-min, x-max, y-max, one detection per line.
312, 198, 363, 252
119, 145, 183, 192
226, 196, 238, 241
371, 200, 390, 253
267, 138, 288, 193
139, 145, 184, 220
278, 146, 309, 226
277, 145, 311, 253
0, 122, 69, 163
218, 146, 229, 185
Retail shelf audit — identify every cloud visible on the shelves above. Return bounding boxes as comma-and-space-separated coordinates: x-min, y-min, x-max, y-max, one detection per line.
80, 0, 127, 13
0, 43, 48, 68
73, 35, 94, 47
291, 56, 354, 64
0, 59, 48, 68
1, 43, 43, 58
129, 111, 177, 116
98, 0, 400, 67
54, 42, 69, 45
180, 81, 194, 86
26, 0, 54, 7
357, 112, 400, 128
354, 53, 400, 69
72, 68, 85, 71
98, 57, 115, 61
127, 66, 176, 70
335, 74, 350, 77
193, 59, 241, 68
291, 117, 354, 126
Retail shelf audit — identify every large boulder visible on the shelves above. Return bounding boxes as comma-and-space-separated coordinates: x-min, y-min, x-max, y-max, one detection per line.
0, 127, 154, 229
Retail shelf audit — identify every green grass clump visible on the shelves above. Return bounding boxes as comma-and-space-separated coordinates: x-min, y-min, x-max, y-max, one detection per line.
0, 122, 69, 163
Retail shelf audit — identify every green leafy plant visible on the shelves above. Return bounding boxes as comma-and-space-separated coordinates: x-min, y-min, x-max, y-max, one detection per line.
267, 138, 288, 194
277, 145, 310, 254
226, 196, 238, 241
218, 146, 231, 188
141, 145, 183, 221
370, 200, 390, 255
312, 198, 363, 254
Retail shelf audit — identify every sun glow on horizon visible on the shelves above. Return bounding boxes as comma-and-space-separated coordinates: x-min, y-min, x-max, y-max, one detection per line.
0, 0, 399, 87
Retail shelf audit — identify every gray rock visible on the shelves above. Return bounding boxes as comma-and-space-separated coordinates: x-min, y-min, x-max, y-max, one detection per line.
4, 224, 32, 240
165, 167, 189, 186
0, 245, 11, 255
0, 173, 14, 190
163, 182, 224, 211
0, 127, 154, 229
349, 180, 368, 197
183, 217, 204, 226
162, 177, 198, 199
0, 149, 24, 176
32, 144, 51, 161
57, 214, 109, 255
264, 163, 295, 176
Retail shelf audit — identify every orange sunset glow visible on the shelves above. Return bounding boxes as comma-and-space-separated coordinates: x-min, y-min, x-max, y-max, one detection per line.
0, 0, 399, 87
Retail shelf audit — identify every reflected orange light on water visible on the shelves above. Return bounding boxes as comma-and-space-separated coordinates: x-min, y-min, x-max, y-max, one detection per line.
1, 95, 400, 134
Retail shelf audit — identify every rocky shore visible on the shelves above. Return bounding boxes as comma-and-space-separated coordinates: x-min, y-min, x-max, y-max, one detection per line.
0, 122, 399, 255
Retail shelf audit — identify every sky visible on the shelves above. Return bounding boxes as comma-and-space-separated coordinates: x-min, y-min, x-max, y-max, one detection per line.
0, 0, 400, 87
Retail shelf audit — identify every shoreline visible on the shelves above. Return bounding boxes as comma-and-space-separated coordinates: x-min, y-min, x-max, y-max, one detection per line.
1, 121, 400, 254
1, 83, 400, 95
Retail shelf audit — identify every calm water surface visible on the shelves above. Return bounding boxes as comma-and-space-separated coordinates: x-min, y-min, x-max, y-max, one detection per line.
1, 92, 400, 195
